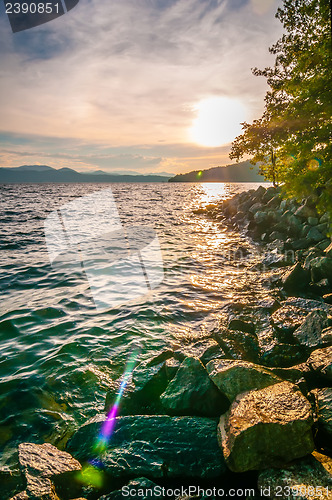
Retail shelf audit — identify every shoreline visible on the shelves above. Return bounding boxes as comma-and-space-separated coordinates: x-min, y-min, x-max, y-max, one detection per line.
7, 185, 332, 500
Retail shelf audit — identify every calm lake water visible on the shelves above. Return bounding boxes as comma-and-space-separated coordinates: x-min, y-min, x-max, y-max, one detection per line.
0, 182, 269, 469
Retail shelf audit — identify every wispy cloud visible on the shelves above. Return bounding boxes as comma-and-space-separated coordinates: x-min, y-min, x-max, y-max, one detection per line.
0, 0, 283, 172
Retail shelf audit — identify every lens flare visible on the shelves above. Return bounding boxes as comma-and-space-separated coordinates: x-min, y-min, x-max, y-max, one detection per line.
76, 346, 141, 488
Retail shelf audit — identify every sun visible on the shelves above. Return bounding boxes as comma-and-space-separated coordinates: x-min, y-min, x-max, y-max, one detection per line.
188, 96, 248, 148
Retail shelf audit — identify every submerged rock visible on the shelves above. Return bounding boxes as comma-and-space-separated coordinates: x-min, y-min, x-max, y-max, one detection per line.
67, 415, 226, 480
160, 357, 228, 417
206, 359, 281, 402
218, 382, 314, 472
258, 452, 332, 500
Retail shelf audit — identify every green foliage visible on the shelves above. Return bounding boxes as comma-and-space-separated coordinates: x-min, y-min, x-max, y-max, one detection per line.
230, 0, 332, 211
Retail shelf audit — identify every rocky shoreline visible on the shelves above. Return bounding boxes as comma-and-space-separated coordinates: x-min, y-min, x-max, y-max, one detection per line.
8, 186, 332, 500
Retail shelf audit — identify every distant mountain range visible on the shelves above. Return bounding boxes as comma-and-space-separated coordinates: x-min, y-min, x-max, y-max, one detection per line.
0, 165, 170, 183
168, 161, 265, 182
0, 161, 265, 183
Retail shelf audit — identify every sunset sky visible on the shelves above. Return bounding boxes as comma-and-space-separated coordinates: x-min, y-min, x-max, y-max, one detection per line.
0, 0, 283, 175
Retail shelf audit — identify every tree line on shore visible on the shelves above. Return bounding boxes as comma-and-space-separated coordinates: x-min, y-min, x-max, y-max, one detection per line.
230, 0, 331, 221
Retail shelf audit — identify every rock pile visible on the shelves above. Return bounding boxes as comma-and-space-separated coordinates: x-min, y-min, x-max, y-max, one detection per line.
8, 185, 332, 500
204, 185, 332, 298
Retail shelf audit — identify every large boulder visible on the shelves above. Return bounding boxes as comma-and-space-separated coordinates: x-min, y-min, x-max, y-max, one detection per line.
218, 382, 314, 472
160, 357, 228, 417
258, 452, 332, 500
67, 415, 226, 480
104, 351, 181, 415
12, 443, 81, 500
309, 256, 332, 283
260, 340, 308, 368
293, 309, 329, 349
271, 305, 308, 342
206, 359, 281, 402
212, 327, 260, 363
281, 263, 311, 293
307, 346, 332, 382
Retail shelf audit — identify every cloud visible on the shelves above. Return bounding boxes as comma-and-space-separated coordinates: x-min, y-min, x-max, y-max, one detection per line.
0, 0, 283, 171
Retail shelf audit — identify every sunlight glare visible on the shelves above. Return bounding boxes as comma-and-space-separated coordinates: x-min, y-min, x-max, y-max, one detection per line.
189, 97, 247, 147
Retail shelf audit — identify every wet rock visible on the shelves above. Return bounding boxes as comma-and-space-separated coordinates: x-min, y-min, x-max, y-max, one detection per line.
132, 360, 168, 398
206, 359, 281, 402
199, 342, 226, 365
260, 341, 308, 368
281, 263, 310, 293
218, 382, 314, 472
228, 318, 255, 335
283, 297, 332, 314
307, 346, 332, 382
99, 478, 159, 500
271, 305, 308, 341
258, 452, 332, 500
160, 357, 228, 417
105, 378, 139, 415
67, 415, 226, 479
293, 309, 329, 349
261, 252, 292, 268
212, 327, 260, 363
312, 388, 332, 453
269, 364, 310, 385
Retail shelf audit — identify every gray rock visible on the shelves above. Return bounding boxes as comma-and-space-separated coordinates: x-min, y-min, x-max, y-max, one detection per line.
295, 205, 317, 219
218, 382, 314, 472
269, 364, 310, 385
310, 256, 332, 283
160, 357, 228, 417
67, 415, 226, 479
284, 297, 332, 314
258, 452, 332, 500
132, 360, 168, 396
307, 346, 332, 382
228, 318, 255, 334
206, 359, 281, 402
212, 327, 260, 363
307, 227, 325, 243
281, 263, 310, 293
260, 342, 308, 368
293, 310, 329, 348
271, 305, 308, 340
308, 217, 319, 226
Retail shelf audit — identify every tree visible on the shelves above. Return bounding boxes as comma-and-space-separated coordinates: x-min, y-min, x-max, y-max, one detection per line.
230, 0, 332, 212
